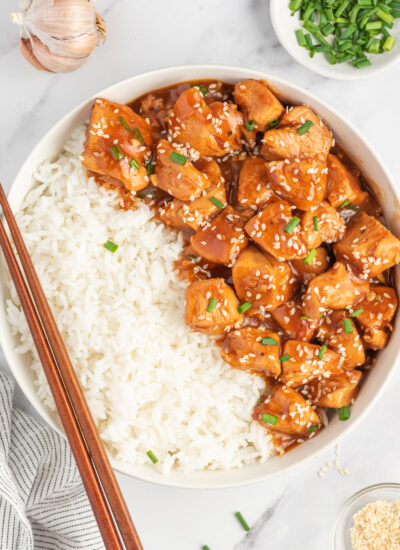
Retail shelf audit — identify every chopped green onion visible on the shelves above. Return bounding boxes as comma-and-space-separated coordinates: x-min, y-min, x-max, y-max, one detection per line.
313, 216, 319, 232
209, 196, 225, 209
339, 199, 350, 208
246, 120, 255, 131
297, 120, 314, 135
261, 337, 278, 346
309, 424, 319, 433
383, 35, 396, 50
300, 315, 310, 320
268, 118, 280, 129
110, 145, 124, 161
235, 512, 250, 532
103, 240, 118, 253
318, 345, 327, 360
129, 158, 140, 170
202, 546, 211, 550
132, 127, 144, 142
207, 297, 218, 313
119, 116, 130, 131
146, 450, 158, 464
376, 7, 394, 23
186, 254, 200, 263
304, 248, 317, 266
296, 29, 307, 46
339, 406, 350, 421
280, 354, 290, 363
289, 0, 303, 11
261, 413, 278, 425
169, 151, 187, 165
192, 84, 208, 95
146, 160, 152, 176
238, 301, 252, 314
343, 318, 354, 334
351, 308, 364, 317
284, 216, 301, 234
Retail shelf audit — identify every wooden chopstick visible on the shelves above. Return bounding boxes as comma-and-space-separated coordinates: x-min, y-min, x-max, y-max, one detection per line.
0, 184, 143, 550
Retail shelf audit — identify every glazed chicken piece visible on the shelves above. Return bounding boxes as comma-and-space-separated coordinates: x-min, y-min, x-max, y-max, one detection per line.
185, 278, 243, 335
303, 262, 369, 319
232, 245, 297, 311
355, 286, 398, 349
333, 211, 400, 278
236, 157, 275, 211
305, 370, 362, 408
300, 201, 346, 249
280, 340, 343, 388
190, 206, 248, 266
233, 79, 285, 132
82, 98, 153, 191
168, 87, 243, 157
253, 384, 321, 437
326, 154, 367, 208
220, 326, 281, 377
271, 300, 317, 342
316, 311, 365, 369
261, 105, 332, 161
291, 247, 331, 284
265, 158, 327, 211
245, 201, 308, 261
150, 140, 210, 201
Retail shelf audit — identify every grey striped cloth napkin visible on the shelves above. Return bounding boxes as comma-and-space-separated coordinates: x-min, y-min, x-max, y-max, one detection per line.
0, 370, 104, 550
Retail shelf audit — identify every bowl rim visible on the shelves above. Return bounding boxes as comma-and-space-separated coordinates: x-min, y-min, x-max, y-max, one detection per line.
2, 63, 400, 489
269, 0, 400, 80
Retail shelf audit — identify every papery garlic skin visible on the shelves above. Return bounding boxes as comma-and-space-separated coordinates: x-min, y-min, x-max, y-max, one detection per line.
11, 0, 106, 73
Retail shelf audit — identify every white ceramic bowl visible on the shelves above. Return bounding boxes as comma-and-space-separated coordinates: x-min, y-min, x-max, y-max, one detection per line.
270, 0, 400, 80
1, 65, 399, 489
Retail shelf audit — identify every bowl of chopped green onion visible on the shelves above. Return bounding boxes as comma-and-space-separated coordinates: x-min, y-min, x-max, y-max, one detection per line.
270, 0, 400, 79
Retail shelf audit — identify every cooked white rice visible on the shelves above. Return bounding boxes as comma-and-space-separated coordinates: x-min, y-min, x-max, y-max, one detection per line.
6, 127, 273, 475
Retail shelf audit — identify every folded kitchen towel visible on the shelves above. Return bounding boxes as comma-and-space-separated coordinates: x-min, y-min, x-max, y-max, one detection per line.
0, 370, 104, 550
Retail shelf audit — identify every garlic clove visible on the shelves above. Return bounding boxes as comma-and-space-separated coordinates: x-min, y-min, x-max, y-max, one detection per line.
19, 37, 51, 72
44, 30, 99, 58
29, 34, 90, 73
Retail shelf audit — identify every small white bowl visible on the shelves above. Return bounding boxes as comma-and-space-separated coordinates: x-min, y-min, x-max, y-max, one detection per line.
270, 0, 400, 79
1, 65, 400, 489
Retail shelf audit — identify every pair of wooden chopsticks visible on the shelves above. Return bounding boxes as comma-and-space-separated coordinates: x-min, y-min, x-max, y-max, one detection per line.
0, 184, 143, 550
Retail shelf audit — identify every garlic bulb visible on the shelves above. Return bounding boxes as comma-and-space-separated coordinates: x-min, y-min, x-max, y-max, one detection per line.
11, 0, 106, 73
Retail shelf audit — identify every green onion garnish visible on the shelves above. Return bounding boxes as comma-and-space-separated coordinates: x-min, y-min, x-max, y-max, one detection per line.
170, 151, 187, 165
304, 248, 317, 266
186, 254, 200, 263
146, 160, 152, 176
296, 29, 307, 47
351, 308, 364, 317
343, 318, 353, 334
261, 413, 278, 426
202, 546, 211, 550
339, 199, 350, 208
300, 315, 310, 320
192, 84, 208, 95
297, 120, 314, 135
339, 406, 350, 421
146, 450, 158, 464
261, 337, 278, 346
309, 424, 319, 433
129, 158, 139, 170
207, 297, 218, 313
119, 116, 130, 131
209, 196, 224, 209
318, 345, 327, 360
110, 145, 124, 161
269, 118, 280, 129
284, 216, 301, 234
246, 120, 255, 131
313, 216, 318, 232
132, 128, 144, 142
235, 512, 250, 532
280, 354, 290, 363
103, 240, 118, 253
238, 301, 252, 314
383, 36, 395, 51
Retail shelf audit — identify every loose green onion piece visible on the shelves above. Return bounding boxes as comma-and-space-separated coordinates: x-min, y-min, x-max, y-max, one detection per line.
383, 35, 396, 50
261, 337, 278, 346
103, 240, 118, 253
376, 7, 394, 23
354, 58, 372, 68
268, 118, 280, 129
146, 450, 158, 464
193, 84, 208, 95
300, 315, 310, 320
186, 254, 200, 263
129, 158, 140, 170
146, 160, 152, 176
365, 20, 383, 30
351, 308, 364, 317
289, 0, 303, 11
207, 297, 218, 313
284, 216, 301, 234
110, 145, 124, 161
170, 151, 187, 165
235, 512, 250, 532
368, 38, 381, 53
304, 20, 319, 34
280, 354, 290, 363
322, 23, 335, 36
338, 406, 350, 421
313, 216, 319, 232
309, 424, 319, 433
339, 199, 350, 208
296, 29, 307, 46
132, 127, 144, 142
119, 116, 130, 131
209, 196, 225, 209
261, 413, 278, 426
238, 301, 252, 314
246, 120, 255, 131
343, 318, 354, 334
318, 345, 327, 360
335, 0, 351, 18
202, 546, 211, 550
303, 3, 315, 21
304, 248, 317, 266
297, 120, 314, 135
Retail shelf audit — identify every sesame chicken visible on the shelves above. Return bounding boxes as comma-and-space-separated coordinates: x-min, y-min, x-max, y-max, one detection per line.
326, 154, 367, 208
236, 157, 276, 211
300, 201, 345, 249
355, 286, 398, 350
271, 300, 317, 342
291, 247, 331, 284
305, 370, 362, 408
233, 79, 285, 132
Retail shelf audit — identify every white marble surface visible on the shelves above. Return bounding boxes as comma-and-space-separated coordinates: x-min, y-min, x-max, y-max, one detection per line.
1, 1, 400, 549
